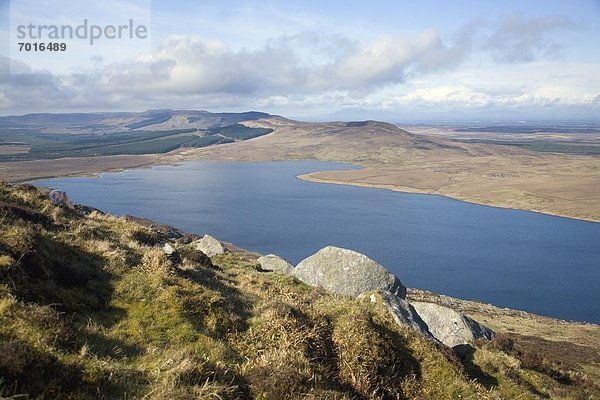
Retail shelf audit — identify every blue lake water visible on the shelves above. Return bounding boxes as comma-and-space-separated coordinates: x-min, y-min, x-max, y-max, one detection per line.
34, 161, 600, 324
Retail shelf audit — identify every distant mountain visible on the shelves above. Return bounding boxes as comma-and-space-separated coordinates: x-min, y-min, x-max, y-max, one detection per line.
296, 108, 400, 123
0, 110, 273, 133
0, 110, 275, 161
0, 112, 127, 126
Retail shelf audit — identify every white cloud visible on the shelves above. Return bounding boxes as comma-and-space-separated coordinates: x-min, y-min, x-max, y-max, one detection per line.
373, 62, 600, 115
90, 29, 471, 98
0, 12, 597, 119
483, 13, 578, 63
397, 85, 492, 107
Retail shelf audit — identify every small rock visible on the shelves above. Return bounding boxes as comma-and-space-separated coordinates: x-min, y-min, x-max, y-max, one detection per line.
257, 254, 294, 274
49, 190, 73, 208
292, 246, 406, 299
162, 243, 176, 255
177, 247, 219, 271
74, 204, 104, 215
166, 230, 183, 240
162, 242, 181, 265
194, 234, 227, 257
411, 301, 494, 348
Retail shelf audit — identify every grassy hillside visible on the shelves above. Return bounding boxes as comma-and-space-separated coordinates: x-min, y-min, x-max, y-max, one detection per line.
0, 183, 598, 399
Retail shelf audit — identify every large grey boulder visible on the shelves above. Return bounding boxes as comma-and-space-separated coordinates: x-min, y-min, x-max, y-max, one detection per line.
194, 235, 227, 257
411, 302, 494, 348
361, 291, 434, 339
292, 246, 406, 299
257, 254, 294, 274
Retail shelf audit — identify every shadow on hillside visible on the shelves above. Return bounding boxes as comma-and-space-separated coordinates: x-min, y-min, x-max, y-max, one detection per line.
376, 322, 423, 381
179, 265, 252, 334
0, 339, 88, 398
10, 234, 114, 313
83, 305, 147, 360
0, 337, 148, 398
0, 199, 54, 228
454, 344, 498, 389
89, 334, 142, 359
2, 230, 147, 353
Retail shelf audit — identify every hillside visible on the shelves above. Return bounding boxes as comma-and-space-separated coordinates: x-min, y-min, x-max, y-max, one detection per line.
183, 118, 474, 163
0, 110, 274, 162
1, 183, 599, 399
0, 110, 273, 133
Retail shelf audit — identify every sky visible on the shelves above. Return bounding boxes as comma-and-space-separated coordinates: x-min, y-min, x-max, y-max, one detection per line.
1, 0, 599, 121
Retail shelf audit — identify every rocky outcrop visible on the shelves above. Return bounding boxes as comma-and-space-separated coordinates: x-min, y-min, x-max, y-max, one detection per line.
74, 204, 104, 216
125, 215, 200, 244
292, 246, 406, 299
411, 302, 494, 348
194, 235, 227, 257
176, 246, 219, 271
257, 254, 294, 274
292, 246, 493, 348
360, 291, 433, 338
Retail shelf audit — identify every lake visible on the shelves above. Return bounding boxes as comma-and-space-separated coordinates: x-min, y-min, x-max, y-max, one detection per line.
34, 161, 600, 324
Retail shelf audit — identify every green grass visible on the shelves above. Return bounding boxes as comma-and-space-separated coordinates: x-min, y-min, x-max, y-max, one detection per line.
0, 182, 597, 399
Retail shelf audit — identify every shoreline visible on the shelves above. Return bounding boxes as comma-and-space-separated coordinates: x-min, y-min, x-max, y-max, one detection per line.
6, 159, 600, 325
4, 154, 599, 223
298, 171, 600, 224
3, 155, 170, 184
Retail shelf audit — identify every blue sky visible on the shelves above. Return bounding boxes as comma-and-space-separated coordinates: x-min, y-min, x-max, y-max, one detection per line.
1, 0, 599, 121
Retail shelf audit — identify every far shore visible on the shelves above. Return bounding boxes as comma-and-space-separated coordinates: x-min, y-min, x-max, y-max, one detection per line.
2, 152, 598, 224
1, 154, 163, 184
298, 172, 600, 223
